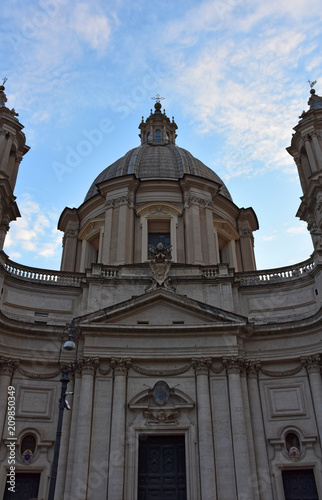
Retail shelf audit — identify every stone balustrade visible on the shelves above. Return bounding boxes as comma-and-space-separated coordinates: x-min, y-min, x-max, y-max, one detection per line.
234, 258, 316, 285
0, 251, 317, 287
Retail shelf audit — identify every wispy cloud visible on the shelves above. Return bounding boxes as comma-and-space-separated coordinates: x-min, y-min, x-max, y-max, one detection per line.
4, 195, 62, 268
285, 226, 307, 236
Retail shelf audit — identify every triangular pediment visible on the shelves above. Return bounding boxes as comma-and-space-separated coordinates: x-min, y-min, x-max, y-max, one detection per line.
78, 288, 247, 328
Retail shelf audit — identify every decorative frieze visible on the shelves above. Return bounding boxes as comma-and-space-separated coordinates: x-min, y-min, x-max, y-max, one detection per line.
132, 364, 191, 377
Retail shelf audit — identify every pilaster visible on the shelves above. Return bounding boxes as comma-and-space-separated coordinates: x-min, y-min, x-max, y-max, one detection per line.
301, 355, 322, 448
107, 358, 131, 500
70, 357, 99, 500
192, 357, 217, 500
223, 357, 253, 499
247, 361, 274, 500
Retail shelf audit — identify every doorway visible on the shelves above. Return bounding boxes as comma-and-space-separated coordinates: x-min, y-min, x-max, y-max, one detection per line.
282, 469, 318, 500
3, 472, 40, 500
138, 435, 186, 500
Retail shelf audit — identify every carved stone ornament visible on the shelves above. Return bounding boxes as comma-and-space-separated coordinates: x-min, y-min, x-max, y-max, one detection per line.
223, 356, 247, 375
146, 242, 175, 292
143, 409, 181, 424
111, 357, 132, 375
0, 356, 20, 375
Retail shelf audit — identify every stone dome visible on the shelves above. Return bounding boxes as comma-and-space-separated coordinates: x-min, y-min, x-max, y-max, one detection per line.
84, 143, 232, 202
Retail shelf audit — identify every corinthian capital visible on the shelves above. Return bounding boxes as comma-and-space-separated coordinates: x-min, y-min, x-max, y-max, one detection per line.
223, 356, 246, 375
111, 357, 132, 375
0, 356, 20, 376
77, 357, 100, 375
301, 355, 321, 374
191, 357, 212, 375
246, 360, 261, 378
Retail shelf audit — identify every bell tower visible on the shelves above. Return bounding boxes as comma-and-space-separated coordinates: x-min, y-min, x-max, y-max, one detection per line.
287, 83, 322, 250
0, 80, 29, 249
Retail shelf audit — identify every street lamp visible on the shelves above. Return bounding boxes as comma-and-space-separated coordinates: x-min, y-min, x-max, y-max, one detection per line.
48, 320, 81, 500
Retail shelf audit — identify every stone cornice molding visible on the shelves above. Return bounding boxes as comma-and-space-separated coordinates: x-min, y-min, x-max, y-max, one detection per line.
111, 357, 132, 375
191, 357, 212, 375
0, 356, 20, 376
301, 354, 321, 374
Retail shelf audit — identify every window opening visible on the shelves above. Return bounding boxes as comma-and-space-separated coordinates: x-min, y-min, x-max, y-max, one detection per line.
148, 220, 170, 249
155, 129, 161, 144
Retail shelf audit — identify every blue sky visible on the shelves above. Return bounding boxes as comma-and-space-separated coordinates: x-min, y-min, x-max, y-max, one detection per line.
1, 0, 320, 270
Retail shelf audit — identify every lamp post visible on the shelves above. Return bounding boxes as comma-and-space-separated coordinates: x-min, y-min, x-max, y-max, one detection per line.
48, 320, 80, 500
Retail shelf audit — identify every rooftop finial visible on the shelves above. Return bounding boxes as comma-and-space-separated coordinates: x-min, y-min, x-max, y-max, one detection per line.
308, 79, 317, 95
151, 94, 165, 113
151, 94, 165, 104
2, 77, 8, 86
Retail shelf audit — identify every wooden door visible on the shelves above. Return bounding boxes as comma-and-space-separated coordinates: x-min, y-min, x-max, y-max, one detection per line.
282, 469, 318, 500
138, 435, 186, 500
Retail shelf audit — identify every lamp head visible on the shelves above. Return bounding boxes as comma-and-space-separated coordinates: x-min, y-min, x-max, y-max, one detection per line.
63, 339, 76, 351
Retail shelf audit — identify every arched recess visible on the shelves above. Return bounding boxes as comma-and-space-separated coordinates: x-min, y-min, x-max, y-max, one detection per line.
214, 218, 239, 269
137, 203, 182, 262
78, 218, 104, 271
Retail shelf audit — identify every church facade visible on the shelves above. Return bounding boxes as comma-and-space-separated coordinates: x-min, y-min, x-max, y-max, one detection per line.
0, 84, 322, 500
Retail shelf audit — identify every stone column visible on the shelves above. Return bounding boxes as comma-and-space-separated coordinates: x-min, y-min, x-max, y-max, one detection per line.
87, 363, 113, 500
70, 358, 99, 500
0, 132, 13, 173
185, 198, 203, 264
311, 133, 322, 170
0, 357, 19, 439
61, 223, 78, 272
107, 358, 131, 500
54, 373, 74, 500
211, 373, 236, 499
304, 135, 318, 172
192, 357, 217, 500
301, 355, 322, 448
247, 362, 274, 500
116, 197, 129, 265
8, 154, 22, 192
0, 218, 9, 251
223, 357, 253, 500
205, 205, 217, 265
102, 199, 113, 264
240, 369, 260, 500
63, 370, 82, 499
